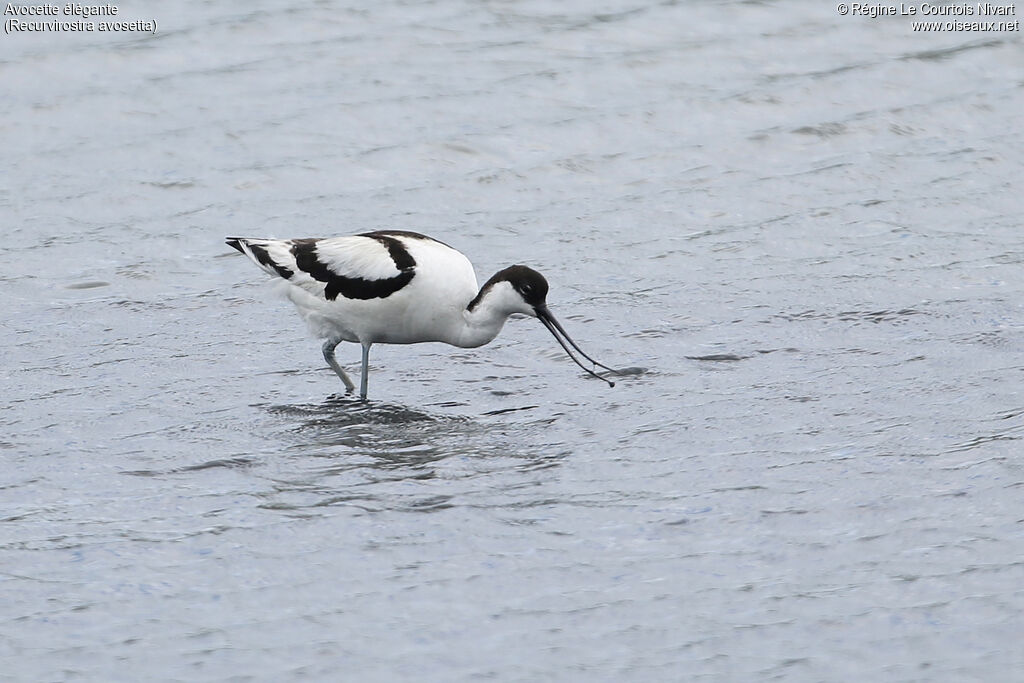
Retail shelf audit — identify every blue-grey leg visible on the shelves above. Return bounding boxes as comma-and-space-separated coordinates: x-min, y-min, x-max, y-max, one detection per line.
322, 338, 355, 393
359, 343, 371, 400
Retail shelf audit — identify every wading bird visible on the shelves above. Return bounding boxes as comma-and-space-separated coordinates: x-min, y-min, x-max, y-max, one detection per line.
226, 231, 616, 399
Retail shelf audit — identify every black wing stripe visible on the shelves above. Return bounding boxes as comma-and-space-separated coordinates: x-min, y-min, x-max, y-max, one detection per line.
360, 229, 454, 252
366, 233, 417, 271
290, 238, 416, 301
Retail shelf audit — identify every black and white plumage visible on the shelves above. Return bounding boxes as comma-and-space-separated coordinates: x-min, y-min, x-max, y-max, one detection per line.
226, 230, 616, 399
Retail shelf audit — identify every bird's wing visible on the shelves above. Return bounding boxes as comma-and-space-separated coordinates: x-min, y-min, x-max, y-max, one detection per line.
226, 235, 415, 302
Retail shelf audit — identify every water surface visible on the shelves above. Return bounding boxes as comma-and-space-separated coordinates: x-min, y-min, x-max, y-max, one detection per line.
3, 1, 1023, 680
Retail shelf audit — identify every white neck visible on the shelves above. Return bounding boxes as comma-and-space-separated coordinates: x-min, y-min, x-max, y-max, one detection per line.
450, 281, 534, 348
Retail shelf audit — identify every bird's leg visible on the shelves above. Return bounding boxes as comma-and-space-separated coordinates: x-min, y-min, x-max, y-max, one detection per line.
359, 343, 371, 400
322, 338, 355, 393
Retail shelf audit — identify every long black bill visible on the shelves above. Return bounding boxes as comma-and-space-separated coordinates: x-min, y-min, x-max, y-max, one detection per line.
535, 305, 617, 387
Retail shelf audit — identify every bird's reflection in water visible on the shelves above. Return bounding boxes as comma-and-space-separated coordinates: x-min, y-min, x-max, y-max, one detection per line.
259, 395, 563, 514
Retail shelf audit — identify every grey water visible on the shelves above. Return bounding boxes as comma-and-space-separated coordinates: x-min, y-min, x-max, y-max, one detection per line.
3, 1, 1023, 680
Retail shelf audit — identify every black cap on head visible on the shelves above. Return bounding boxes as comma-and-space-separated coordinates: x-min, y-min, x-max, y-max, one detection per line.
502, 265, 549, 307
469, 265, 549, 311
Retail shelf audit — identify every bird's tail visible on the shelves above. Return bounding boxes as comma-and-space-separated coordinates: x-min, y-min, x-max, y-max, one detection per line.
225, 237, 296, 280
